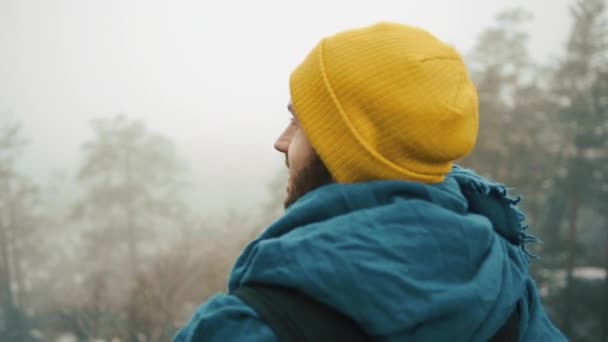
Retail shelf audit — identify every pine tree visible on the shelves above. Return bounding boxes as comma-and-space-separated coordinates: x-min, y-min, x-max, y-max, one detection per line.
547, 0, 608, 338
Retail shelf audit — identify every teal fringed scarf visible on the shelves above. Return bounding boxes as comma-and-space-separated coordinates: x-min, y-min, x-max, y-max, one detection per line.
228, 166, 566, 341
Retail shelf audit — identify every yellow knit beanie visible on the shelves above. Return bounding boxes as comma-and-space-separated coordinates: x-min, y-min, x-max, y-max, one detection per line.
289, 22, 479, 183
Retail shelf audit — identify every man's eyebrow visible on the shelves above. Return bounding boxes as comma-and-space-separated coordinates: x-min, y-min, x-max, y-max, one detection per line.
287, 103, 295, 115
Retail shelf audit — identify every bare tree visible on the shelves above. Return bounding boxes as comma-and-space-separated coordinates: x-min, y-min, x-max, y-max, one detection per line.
550, 0, 608, 336
0, 123, 41, 341
72, 114, 190, 340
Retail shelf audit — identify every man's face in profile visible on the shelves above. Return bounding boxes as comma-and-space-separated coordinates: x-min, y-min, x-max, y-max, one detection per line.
274, 101, 333, 208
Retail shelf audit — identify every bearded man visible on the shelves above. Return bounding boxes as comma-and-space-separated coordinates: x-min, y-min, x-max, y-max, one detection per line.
174, 22, 566, 342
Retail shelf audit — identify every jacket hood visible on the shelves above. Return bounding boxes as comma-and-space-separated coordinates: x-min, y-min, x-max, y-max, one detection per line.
228, 166, 565, 341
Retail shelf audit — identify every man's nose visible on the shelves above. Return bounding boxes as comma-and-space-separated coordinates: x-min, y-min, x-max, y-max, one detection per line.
274, 126, 291, 153
274, 137, 288, 153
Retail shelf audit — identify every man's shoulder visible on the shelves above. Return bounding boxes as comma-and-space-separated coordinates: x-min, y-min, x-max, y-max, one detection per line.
172, 292, 278, 342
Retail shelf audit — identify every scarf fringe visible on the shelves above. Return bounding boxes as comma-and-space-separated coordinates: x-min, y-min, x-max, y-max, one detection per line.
451, 165, 541, 262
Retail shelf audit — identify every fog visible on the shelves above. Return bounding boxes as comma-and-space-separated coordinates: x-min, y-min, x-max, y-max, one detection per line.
2, 0, 570, 212
2, 0, 607, 341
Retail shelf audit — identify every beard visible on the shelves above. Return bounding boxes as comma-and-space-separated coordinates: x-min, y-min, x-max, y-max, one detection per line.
284, 152, 334, 209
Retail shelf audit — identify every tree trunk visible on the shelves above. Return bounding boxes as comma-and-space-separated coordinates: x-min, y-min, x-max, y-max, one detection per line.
124, 149, 140, 342
8, 200, 26, 310
563, 190, 580, 337
11, 238, 26, 310
602, 239, 608, 342
0, 180, 25, 339
0, 180, 15, 298
0, 223, 13, 334
125, 149, 138, 280
127, 207, 137, 280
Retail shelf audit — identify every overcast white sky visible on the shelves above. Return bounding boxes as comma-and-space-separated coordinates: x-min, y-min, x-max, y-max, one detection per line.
1, 0, 572, 213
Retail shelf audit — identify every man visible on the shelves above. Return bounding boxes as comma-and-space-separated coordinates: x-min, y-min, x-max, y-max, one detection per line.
174, 22, 566, 341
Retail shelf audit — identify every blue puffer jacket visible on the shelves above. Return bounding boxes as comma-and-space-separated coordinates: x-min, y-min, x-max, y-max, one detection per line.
174, 166, 566, 341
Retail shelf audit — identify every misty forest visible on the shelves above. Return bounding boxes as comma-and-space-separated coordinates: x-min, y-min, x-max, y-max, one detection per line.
1, 1, 608, 341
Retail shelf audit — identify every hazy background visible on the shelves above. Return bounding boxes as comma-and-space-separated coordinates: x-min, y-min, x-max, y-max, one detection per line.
1, 0, 607, 341
1, 0, 571, 212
